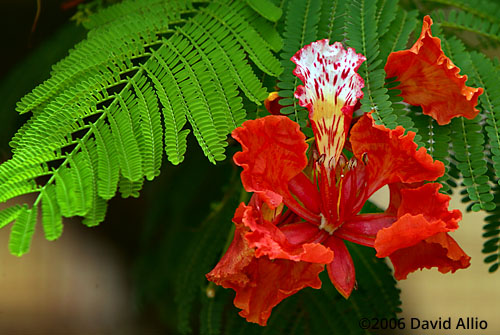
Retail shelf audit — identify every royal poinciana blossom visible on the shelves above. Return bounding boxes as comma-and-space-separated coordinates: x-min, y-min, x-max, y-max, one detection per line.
385, 15, 483, 125
207, 16, 479, 326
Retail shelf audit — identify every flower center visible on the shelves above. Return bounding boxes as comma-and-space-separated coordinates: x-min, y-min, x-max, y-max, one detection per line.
319, 213, 337, 235
317, 156, 367, 235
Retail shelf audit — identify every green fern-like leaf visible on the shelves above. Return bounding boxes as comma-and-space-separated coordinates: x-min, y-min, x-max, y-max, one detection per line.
246, 0, 282, 22
0, 206, 24, 230
433, 9, 500, 45
376, 0, 398, 38
428, 0, 500, 26
9, 205, 37, 256
385, 78, 419, 135
69, 151, 94, 216
131, 76, 163, 181
108, 90, 144, 181
451, 116, 493, 211
346, 0, 395, 128
483, 186, 500, 272
55, 166, 79, 217
91, 122, 120, 199
0, 0, 281, 255
467, 51, 500, 184
437, 35, 500, 266
239, 1, 283, 53
409, 108, 453, 193
41, 184, 63, 240
439, 35, 494, 211
118, 175, 144, 199
379, 8, 418, 61
277, 0, 321, 127
317, 0, 349, 42
81, 0, 182, 30
79, 138, 107, 227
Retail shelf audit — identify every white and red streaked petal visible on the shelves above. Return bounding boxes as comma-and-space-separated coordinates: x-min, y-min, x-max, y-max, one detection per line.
292, 39, 366, 169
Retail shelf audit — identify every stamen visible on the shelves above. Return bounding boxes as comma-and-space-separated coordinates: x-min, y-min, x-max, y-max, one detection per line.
336, 178, 344, 219
361, 152, 368, 165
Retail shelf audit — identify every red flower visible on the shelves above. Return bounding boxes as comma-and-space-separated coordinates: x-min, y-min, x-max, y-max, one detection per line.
385, 15, 483, 125
207, 39, 471, 326
374, 183, 470, 279
206, 198, 330, 326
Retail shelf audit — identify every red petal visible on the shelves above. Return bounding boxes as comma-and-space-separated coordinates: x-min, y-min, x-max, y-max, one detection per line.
206, 213, 256, 290
388, 232, 471, 280
280, 222, 325, 245
292, 39, 365, 168
232, 116, 320, 223
233, 116, 307, 208
376, 183, 462, 257
206, 219, 324, 326
375, 213, 448, 257
241, 204, 333, 264
374, 183, 469, 278
375, 184, 461, 257
385, 15, 483, 125
288, 172, 322, 215
385, 182, 416, 216
236, 258, 324, 325
324, 236, 356, 298
336, 213, 396, 247
396, 183, 461, 230
350, 113, 444, 195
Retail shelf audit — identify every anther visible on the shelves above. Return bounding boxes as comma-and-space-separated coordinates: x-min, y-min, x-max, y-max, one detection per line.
361, 152, 369, 165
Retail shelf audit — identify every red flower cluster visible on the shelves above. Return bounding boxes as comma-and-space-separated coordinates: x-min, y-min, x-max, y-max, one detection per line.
207, 16, 477, 326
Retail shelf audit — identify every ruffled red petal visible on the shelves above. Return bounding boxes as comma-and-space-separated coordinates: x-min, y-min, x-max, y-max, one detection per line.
374, 183, 469, 279
385, 15, 483, 125
375, 213, 448, 257
241, 203, 333, 264
396, 183, 461, 230
236, 258, 324, 325
232, 116, 321, 223
375, 183, 461, 257
206, 205, 258, 292
385, 182, 416, 216
387, 232, 471, 280
350, 113, 444, 195
206, 204, 325, 326
232, 116, 308, 208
